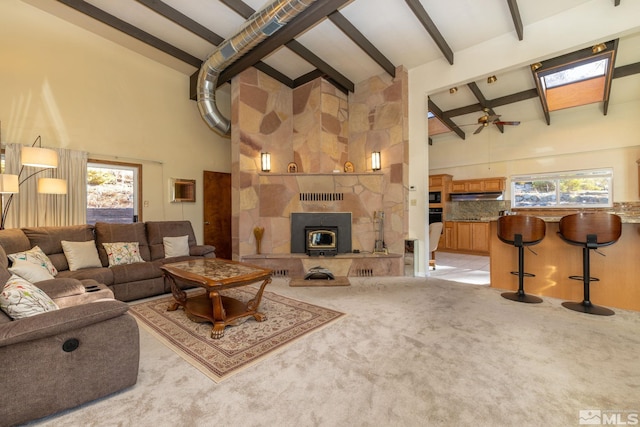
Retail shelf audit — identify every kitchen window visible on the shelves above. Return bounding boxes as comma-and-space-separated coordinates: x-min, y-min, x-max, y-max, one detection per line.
511, 168, 613, 209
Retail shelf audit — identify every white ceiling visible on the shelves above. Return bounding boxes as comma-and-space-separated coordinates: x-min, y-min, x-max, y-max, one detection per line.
23, 0, 640, 139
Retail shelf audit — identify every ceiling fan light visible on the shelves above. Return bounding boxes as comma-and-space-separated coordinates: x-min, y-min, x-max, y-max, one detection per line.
487, 75, 497, 84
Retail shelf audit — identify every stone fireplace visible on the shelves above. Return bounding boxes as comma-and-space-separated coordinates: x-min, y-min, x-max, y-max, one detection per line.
231, 65, 409, 268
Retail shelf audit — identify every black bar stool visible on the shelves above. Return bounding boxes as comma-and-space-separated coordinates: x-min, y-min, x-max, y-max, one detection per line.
497, 215, 546, 304
558, 212, 621, 316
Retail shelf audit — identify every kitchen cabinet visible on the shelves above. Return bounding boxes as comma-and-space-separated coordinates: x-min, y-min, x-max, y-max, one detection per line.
454, 221, 490, 254
449, 177, 506, 193
443, 221, 456, 250
429, 174, 452, 189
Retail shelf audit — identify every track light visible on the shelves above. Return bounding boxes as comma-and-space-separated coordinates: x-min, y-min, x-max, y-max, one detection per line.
592, 43, 607, 54
449, 87, 458, 94
487, 75, 497, 84
531, 62, 542, 71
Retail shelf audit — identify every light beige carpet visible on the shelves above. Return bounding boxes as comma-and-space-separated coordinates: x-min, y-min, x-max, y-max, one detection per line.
129, 288, 345, 382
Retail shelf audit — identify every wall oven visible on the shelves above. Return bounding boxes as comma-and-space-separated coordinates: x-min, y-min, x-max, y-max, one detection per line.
429, 207, 443, 224
428, 191, 441, 204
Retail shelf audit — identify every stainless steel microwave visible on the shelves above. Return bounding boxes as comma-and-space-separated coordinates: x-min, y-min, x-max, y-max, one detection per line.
428, 191, 441, 203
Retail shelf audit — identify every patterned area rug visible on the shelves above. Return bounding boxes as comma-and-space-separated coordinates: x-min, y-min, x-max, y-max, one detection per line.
129, 288, 345, 382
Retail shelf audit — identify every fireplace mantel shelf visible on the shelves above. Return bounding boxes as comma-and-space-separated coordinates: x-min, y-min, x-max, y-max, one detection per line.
243, 252, 401, 259
258, 172, 384, 177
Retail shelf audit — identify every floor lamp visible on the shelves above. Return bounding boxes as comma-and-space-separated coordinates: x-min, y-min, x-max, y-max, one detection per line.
0, 136, 67, 229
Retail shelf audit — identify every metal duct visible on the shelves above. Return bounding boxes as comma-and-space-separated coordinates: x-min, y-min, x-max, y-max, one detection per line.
197, 0, 317, 135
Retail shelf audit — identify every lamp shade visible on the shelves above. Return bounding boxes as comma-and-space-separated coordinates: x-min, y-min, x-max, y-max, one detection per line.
0, 174, 19, 193
37, 178, 67, 194
21, 146, 58, 168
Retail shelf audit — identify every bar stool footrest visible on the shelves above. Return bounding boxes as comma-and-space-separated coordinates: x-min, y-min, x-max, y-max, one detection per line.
568, 275, 599, 282
510, 271, 535, 278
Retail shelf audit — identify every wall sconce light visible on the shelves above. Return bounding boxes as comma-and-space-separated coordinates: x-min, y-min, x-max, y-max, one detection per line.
449, 87, 458, 94
531, 62, 543, 71
592, 43, 607, 54
371, 151, 381, 171
261, 152, 271, 172
0, 135, 67, 229
487, 75, 497, 84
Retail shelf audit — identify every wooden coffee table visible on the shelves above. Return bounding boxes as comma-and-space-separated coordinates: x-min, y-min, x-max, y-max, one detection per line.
161, 258, 272, 339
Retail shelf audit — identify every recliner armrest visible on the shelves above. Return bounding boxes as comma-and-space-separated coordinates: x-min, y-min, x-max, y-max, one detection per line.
190, 244, 216, 257
0, 300, 129, 347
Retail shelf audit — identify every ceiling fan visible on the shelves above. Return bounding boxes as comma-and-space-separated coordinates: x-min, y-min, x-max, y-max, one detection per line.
459, 109, 521, 135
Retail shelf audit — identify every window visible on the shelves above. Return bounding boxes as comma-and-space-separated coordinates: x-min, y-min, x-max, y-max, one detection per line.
87, 160, 141, 224
511, 168, 613, 209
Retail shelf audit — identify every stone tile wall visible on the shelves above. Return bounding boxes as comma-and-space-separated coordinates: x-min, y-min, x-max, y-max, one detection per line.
231, 66, 408, 260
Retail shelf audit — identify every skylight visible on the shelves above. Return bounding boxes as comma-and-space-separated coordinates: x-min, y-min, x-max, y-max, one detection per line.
532, 41, 616, 115
543, 58, 608, 89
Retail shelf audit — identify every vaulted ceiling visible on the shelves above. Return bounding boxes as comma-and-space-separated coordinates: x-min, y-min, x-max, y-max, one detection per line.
25, 0, 640, 139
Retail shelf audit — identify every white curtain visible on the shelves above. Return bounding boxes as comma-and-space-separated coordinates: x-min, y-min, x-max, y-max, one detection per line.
4, 143, 87, 228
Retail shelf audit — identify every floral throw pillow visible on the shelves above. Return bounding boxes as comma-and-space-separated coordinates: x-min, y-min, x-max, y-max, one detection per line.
0, 275, 59, 319
8, 246, 58, 277
102, 242, 145, 267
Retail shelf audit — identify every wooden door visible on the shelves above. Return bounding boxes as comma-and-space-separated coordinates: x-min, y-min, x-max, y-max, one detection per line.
203, 171, 231, 260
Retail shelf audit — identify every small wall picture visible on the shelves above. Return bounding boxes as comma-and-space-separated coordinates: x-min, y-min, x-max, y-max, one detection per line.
344, 161, 354, 173
288, 162, 298, 173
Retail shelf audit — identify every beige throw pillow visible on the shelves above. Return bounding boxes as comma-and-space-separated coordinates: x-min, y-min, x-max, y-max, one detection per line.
8, 259, 55, 283
102, 242, 145, 267
163, 235, 190, 258
61, 240, 103, 271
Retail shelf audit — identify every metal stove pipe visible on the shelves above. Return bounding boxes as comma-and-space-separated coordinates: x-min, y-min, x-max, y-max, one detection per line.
197, 0, 317, 135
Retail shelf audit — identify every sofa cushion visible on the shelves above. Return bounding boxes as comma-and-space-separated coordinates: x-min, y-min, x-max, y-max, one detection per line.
61, 240, 102, 271
146, 221, 197, 260
95, 222, 151, 265
102, 242, 145, 266
8, 259, 55, 283
109, 262, 162, 285
0, 228, 32, 257
36, 277, 86, 300
22, 225, 95, 272
8, 246, 58, 276
0, 275, 59, 319
56, 267, 114, 286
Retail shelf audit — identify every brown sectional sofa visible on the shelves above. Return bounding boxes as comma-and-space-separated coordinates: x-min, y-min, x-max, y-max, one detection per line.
0, 220, 215, 426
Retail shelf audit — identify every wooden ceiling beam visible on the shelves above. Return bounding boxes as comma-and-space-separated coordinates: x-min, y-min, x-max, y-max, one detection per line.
57, 0, 202, 68
467, 82, 504, 133
429, 99, 465, 140
136, 0, 224, 45
404, 0, 454, 65
218, 0, 351, 87
443, 103, 483, 118
328, 11, 396, 77
613, 61, 640, 78
221, 0, 353, 93
506, 0, 524, 41
286, 40, 353, 92
219, 0, 255, 19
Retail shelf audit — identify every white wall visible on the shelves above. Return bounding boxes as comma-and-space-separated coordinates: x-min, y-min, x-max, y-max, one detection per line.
408, 0, 640, 275
0, 0, 231, 242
